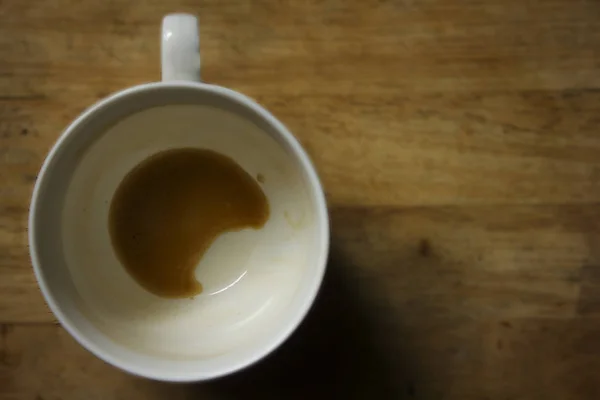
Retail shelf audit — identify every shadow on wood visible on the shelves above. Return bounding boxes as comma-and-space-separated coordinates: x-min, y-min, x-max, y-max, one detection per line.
191, 246, 418, 399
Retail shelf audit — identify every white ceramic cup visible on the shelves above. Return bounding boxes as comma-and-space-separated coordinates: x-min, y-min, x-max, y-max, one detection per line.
28, 14, 329, 382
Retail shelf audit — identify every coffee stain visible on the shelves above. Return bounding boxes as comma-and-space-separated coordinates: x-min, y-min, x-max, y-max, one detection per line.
109, 148, 270, 298
284, 210, 305, 230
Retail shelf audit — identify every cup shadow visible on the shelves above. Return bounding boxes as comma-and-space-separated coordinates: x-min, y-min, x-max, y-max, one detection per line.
190, 246, 418, 399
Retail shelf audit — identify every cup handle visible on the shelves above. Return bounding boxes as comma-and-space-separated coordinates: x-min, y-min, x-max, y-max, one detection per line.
161, 14, 201, 82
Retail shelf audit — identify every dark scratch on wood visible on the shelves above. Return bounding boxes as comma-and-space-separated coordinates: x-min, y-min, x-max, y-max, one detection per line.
0, 324, 9, 366
418, 239, 431, 257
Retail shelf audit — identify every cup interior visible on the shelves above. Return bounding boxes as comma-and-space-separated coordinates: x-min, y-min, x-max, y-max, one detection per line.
29, 83, 328, 381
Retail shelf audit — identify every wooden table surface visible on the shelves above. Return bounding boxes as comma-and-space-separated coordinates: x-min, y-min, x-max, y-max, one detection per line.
2, 0, 600, 398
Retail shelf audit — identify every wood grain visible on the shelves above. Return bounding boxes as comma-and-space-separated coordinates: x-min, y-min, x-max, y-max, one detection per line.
2, 0, 600, 398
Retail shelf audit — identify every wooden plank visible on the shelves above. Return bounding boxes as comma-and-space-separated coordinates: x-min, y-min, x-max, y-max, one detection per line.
1, 0, 600, 95
4, 90, 600, 208
330, 205, 595, 320
2, 204, 598, 322
2, 316, 600, 398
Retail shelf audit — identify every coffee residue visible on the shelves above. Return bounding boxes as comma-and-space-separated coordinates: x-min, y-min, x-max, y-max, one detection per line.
109, 148, 270, 298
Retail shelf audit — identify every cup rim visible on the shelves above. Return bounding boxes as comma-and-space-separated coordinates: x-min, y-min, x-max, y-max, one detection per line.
28, 81, 330, 381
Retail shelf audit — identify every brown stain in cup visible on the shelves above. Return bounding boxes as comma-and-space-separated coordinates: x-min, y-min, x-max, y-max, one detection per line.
109, 148, 269, 298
